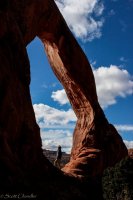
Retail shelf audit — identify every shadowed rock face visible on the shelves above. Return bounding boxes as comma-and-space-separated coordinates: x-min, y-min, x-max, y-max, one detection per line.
0, 0, 127, 198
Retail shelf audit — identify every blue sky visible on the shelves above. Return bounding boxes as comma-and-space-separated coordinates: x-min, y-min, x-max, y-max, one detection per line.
27, 0, 133, 153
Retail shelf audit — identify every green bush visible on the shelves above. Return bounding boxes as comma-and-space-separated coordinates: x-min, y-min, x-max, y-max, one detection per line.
102, 157, 133, 200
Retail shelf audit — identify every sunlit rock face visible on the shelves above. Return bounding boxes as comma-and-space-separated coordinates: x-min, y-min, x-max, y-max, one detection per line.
0, 0, 127, 198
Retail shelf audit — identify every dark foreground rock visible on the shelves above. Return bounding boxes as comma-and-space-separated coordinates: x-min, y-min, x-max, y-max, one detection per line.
0, 0, 127, 199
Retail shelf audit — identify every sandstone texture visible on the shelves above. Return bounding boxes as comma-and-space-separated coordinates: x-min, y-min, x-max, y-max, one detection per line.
0, 0, 128, 199
128, 149, 133, 159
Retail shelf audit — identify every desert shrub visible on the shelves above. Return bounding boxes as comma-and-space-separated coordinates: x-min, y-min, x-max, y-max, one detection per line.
102, 157, 133, 200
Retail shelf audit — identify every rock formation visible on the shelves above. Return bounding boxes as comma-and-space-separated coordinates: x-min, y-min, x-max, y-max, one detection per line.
128, 149, 133, 159
0, 0, 128, 199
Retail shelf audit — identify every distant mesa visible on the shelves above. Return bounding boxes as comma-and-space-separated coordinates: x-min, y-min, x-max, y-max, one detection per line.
43, 149, 70, 167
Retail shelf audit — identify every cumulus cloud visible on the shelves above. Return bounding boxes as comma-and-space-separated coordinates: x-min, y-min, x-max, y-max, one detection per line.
41, 129, 72, 153
33, 104, 76, 152
55, 0, 104, 41
33, 103, 76, 129
33, 65, 133, 153
41, 128, 133, 153
33, 104, 133, 153
93, 65, 133, 108
123, 140, 133, 149
51, 65, 133, 109
51, 89, 69, 105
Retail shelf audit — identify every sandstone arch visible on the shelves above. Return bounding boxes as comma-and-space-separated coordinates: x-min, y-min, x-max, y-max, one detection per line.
37, 1, 127, 178
0, 0, 127, 197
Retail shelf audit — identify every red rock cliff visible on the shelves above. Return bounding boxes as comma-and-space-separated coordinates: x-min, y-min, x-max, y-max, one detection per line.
0, 0, 128, 198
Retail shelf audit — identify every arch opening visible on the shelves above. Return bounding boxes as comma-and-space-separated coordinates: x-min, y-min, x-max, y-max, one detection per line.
27, 37, 76, 161
25, 0, 127, 177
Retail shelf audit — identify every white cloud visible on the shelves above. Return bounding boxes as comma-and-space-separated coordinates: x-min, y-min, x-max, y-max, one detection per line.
51, 89, 69, 105
41, 129, 72, 153
93, 65, 133, 108
55, 0, 104, 41
33, 104, 75, 153
51, 65, 133, 109
42, 82, 58, 89
123, 140, 133, 149
41, 127, 133, 153
42, 83, 48, 89
120, 57, 127, 62
94, 1, 104, 16
42, 129, 133, 152
91, 60, 97, 67
33, 104, 76, 153
115, 125, 133, 132
41, 129, 133, 153
33, 103, 76, 128
33, 65, 133, 153
33, 104, 133, 153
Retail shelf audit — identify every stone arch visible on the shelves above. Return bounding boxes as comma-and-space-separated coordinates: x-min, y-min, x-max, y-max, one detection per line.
35, 1, 127, 178
0, 0, 128, 186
